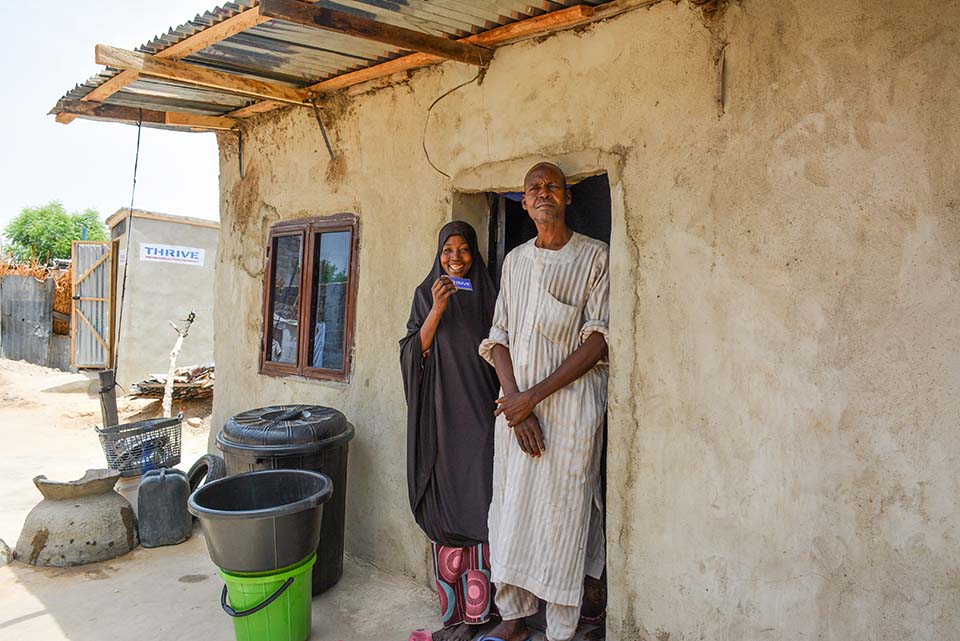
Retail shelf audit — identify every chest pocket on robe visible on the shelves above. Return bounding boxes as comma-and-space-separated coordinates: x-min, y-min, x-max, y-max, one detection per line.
536, 289, 580, 347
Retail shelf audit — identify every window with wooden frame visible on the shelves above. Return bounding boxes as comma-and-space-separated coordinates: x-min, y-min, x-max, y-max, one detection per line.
261, 214, 360, 381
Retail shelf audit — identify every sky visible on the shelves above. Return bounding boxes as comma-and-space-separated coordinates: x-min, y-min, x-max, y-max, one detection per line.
0, 1, 223, 233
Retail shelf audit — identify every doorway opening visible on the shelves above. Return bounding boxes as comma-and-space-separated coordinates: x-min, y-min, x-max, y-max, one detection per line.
484, 171, 611, 634
486, 172, 611, 282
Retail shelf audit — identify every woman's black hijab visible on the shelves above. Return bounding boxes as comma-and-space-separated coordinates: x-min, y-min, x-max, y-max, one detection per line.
400, 221, 499, 547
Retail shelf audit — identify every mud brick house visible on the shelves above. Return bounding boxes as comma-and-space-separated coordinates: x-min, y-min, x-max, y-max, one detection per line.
52, 2, 960, 638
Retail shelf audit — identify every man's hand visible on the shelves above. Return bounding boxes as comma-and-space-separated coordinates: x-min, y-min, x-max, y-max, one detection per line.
495, 389, 540, 427
512, 414, 545, 457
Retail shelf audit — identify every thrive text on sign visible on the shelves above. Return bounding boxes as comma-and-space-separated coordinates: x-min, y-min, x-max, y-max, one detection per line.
140, 243, 205, 267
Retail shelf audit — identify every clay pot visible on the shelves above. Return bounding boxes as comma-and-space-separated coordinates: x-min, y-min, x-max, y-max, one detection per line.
15, 469, 138, 566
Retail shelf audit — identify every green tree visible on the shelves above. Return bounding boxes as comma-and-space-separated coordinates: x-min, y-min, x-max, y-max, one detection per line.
3, 201, 108, 263
320, 259, 348, 283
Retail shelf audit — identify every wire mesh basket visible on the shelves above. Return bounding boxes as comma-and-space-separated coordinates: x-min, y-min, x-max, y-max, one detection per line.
96, 414, 183, 477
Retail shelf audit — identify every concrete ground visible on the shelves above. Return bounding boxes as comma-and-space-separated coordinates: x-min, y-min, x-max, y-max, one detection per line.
0, 359, 596, 641
0, 533, 441, 641
0, 359, 439, 641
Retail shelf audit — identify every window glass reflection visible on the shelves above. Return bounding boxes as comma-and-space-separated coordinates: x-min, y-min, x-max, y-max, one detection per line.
267, 234, 303, 364
309, 230, 351, 370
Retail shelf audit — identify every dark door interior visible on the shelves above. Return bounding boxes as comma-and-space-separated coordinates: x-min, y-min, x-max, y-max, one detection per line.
487, 172, 611, 283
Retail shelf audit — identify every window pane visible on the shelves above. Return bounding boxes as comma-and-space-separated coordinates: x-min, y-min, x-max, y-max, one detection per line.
309, 230, 351, 371
267, 234, 303, 364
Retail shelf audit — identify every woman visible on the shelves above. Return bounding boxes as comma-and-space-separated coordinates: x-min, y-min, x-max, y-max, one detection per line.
400, 221, 500, 641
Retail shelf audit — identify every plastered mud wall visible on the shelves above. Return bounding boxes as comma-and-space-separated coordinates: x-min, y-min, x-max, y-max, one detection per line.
212, 1, 960, 638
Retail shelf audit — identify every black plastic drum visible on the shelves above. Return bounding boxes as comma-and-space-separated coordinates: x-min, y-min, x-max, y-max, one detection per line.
216, 405, 354, 594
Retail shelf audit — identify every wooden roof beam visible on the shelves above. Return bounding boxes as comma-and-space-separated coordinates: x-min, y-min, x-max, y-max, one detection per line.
74, 0, 663, 123
259, 0, 492, 66
95, 44, 310, 106
236, 0, 662, 111
296, 0, 670, 95
57, 70, 144, 125
153, 10, 270, 60
59, 7, 271, 124
227, 3, 598, 118
57, 69, 143, 125
58, 100, 237, 132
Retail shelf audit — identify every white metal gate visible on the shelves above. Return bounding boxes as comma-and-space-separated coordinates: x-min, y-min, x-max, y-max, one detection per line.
71, 241, 112, 368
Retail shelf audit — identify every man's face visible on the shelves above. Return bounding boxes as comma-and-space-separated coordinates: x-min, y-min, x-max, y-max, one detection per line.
521, 164, 571, 226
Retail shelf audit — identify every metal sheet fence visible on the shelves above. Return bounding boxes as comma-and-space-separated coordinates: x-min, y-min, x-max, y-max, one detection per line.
0, 275, 56, 365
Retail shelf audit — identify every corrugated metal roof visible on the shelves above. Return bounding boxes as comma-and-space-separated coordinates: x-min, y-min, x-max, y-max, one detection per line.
112, 78, 252, 116
51, 0, 614, 126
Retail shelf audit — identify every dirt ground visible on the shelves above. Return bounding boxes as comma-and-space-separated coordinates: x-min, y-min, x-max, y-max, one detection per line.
0, 358, 593, 641
0, 358, 440, 641
0, 358, 212, 542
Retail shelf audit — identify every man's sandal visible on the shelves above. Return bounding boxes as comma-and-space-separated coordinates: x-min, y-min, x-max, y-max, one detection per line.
579, 612, 606, 626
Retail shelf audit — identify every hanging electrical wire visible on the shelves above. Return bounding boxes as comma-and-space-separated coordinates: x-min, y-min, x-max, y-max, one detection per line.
422, 67, 485, 178
111, 108, 143, 379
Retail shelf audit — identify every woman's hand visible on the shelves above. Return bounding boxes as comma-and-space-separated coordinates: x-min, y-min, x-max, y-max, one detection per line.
431, 276, 456, 315
420, 276, 455, 353
513, 414, 545, 457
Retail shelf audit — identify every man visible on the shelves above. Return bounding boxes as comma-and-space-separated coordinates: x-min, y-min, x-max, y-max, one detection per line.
479, 162, 609, 641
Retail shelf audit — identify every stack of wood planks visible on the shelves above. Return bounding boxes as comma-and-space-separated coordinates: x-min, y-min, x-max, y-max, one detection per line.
130, 364, 214, 401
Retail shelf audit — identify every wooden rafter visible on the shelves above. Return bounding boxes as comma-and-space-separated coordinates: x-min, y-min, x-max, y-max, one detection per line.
57, 71, 142, 125
228, 3, 619, 118
58, 100, 237, 131
259, 0, 492, 66
84, 71, 142, 104
153, 10, 270, 59
58, 7, 272, 124
95, 45, 310, 105
61, 0, 663, 127
299, 0, 666, 94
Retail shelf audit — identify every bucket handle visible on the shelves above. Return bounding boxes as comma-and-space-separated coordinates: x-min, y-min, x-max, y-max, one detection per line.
220, 577, 294, 618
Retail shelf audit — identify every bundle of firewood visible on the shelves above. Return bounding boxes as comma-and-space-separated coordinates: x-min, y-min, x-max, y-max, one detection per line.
51, 270, 71, 335
130, 364, 214, 400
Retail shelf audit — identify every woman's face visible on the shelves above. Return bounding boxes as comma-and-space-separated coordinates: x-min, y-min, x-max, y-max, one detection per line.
440, 234, 472, 278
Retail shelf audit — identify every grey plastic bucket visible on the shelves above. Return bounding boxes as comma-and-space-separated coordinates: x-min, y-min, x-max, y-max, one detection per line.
188, 469, 332, 573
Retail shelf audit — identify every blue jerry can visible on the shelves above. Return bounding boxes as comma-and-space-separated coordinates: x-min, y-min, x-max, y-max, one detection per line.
138, 468, 192, 547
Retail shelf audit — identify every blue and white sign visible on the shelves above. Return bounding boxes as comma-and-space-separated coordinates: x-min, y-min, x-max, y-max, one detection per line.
450, 277, 473, 292
140, 243, 205, 267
